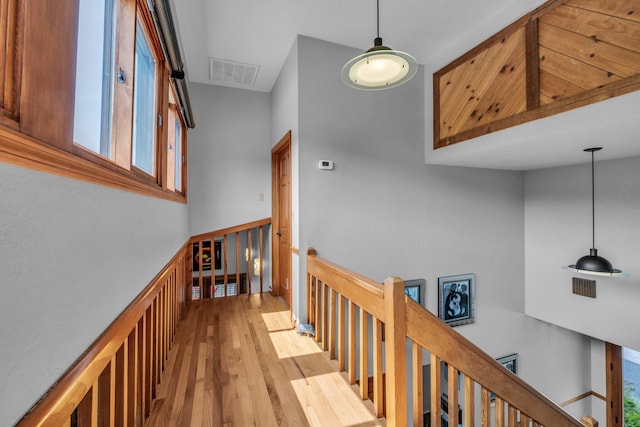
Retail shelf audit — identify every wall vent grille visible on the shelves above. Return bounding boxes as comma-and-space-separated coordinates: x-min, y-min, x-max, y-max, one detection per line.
572, 277, 596, 298
208, 57, 259, 87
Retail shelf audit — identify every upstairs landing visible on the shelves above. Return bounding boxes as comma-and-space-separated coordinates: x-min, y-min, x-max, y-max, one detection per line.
147, 293, 385, 426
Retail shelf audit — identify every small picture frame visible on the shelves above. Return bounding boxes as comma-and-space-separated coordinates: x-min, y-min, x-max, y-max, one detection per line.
404, 278, 425, 305
497, 353, 518, 375
492, 353, 518, 401
438, 273, 475, 326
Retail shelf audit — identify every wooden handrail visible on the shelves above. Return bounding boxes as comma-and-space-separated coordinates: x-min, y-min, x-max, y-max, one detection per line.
306, 248, 583, 427
189, 217, 271, 242
16, 243, 190, 426
405, 298, 580, 426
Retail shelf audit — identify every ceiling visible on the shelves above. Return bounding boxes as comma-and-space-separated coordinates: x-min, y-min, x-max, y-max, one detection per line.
170, 0, 640, 171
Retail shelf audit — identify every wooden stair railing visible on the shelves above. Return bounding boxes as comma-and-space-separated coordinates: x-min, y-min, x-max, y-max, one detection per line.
306, 248, 583, 427
16, 243, 190, 427
189, 218, 271, 300
15, 218, 272, 426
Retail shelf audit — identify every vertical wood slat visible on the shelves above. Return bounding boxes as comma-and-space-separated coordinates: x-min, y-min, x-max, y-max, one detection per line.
329, 289, 336, 359
481, 387, 491, 427
521, 413, 531, 426
224, 236, 229, 297
348, 301, 356, 384
259, 225, 264, 292
126, 328, 137, 426
198, 240, 203, 299
109, 358, 116, 427
322, 283, 328, 349
448, 364, 459, 427
315, 280, 322, 343
509, 405, 518, 425
1, 0, 19, 117
464, 375, 474, 427
373, 317, 384, 417
359, 308, 369, 400
412, 342, 423, 427
496, 397, 505, 427
431, 354, 442, 427
247, 229, 252, 294
235, 233, 240, 296
525, 18, 540, 110
337, 294, 345, 370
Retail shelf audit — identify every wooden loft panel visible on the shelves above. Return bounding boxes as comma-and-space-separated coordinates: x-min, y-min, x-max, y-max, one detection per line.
438, 28, 527, 140
0, 0, 21, 128
434, 0, 640, 149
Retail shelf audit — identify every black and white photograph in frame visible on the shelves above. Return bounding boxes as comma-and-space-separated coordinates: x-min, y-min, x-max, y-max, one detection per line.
404, 278, 425, 305
438, 273, 475, 326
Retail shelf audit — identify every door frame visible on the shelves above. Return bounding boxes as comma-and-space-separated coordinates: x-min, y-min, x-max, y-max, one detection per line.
271, 131, 292, 307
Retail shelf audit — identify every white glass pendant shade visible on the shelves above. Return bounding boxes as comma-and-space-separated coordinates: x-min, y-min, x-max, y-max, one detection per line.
341, 43, 417, 90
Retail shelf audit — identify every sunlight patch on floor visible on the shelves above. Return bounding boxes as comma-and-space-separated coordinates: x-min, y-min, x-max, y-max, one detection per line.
261, 311, 293, 332
290, 372, 383, 426
268, 329, 322, 359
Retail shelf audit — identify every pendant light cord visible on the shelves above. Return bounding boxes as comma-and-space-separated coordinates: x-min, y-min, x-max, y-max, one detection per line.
591, 149, 595, 249
376, 0, 380, 38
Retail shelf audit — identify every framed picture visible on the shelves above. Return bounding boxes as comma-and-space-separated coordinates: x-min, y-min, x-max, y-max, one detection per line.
497, 353, 518, 375
492, 353, 518, 401
404, 278, 425, 305
438, 273, 475, 326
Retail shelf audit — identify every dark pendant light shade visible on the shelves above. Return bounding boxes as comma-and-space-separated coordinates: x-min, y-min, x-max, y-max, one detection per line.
341, 0, 417, 90
565, 147, 628, 277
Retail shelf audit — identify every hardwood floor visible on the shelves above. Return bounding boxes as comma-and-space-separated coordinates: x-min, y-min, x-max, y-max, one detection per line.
146, 293, 386, 426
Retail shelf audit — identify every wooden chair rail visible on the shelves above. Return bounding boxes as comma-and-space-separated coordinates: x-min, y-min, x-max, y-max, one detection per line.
306, 248, 583, 427
16, 243, 190, 427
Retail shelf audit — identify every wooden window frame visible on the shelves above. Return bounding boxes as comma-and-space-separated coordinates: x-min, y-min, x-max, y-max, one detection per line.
0, 0, 187, 203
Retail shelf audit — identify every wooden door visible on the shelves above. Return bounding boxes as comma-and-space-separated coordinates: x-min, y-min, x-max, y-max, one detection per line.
272, 131, 292, 308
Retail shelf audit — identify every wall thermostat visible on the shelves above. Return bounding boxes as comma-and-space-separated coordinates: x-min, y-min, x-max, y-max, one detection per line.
318, 160, 334, 170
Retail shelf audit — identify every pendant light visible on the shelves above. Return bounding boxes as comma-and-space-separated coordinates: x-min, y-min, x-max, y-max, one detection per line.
341, 0, 417, 90
565, 147, 628, 277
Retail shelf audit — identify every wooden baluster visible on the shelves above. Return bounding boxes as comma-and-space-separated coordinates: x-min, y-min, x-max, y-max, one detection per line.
348, 300, 356, 384
247, 229, 252, 294
359, 307, 369, 400
198, 240, 203, 299
521, 413, 531, 427
322, 283, 329, 351
329, 288, 336, 359
430, 354, 442, 427
412, 342, 423, 427
508, 406, 517, 426
448, 364, 459, 427
315, 280, 322, 343
338, 294, 345, 370
384, 277, 407, 427
496, 397, 505, 427
224, 236, 229, 297
373, 317, 384, 417
127, 328, 137, 426
464, 375, 474, 426
259, 225, 264, 292
235, 233, 240, 296
481, 387, 491, 427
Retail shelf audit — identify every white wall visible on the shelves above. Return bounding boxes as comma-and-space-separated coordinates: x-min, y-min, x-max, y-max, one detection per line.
188, 83, 272, 236
525, 156, 640, 351
289, 35, 591, 416
0, 163, 189, 427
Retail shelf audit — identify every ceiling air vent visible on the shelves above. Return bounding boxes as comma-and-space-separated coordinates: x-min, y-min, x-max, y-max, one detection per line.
208, 57, 259, 87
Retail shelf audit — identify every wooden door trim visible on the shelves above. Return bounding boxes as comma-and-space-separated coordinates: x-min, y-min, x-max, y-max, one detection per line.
271, 130, 292, 305
606, 342, 623, 427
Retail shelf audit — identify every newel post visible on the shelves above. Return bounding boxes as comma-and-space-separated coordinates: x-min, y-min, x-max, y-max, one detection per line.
384, 276, 407, 426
